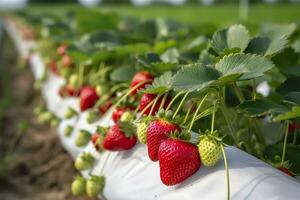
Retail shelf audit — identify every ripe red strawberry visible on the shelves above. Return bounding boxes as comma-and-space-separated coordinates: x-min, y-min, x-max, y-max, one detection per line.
66, 85, 81, 97
98, 99, 112, 114
278, 167, 294, 177
62, 54, 72, 67
130, 71, 154, 95
49, 59, 58, 75
288, 122, 300, 133
147, 119, 180, 161
57, 44, 67, 56
103, 124, 137, 151
91, 133, 103, 151
80, 86, 99, 111
138, 93, 171, 116
158, 138, 201, 186
112, 108, 126, 123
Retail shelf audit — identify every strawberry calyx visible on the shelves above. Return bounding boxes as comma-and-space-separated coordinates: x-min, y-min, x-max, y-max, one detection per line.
118, 120, 137, 138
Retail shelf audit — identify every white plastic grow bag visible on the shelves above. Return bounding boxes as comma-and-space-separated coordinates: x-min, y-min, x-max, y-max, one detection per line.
5, 19, 300, 200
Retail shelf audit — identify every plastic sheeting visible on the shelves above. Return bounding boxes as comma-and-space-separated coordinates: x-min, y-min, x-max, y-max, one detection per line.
5, 19, 300, 200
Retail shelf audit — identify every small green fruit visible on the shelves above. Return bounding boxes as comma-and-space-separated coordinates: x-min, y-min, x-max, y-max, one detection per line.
75, 130, 91, 147
198, 135, 222, 167
69, 74, 80, 89
64, 107, 77, 119
64, 125, 74, 137
120, 111, 134, 123
71, 176, 86, 196
86, 110, 99, 124
136, 122, 148, 144
86, 176, 105, 198
37, 111, 53, 123
75, 152, 95, 171
50, 117, 60, 127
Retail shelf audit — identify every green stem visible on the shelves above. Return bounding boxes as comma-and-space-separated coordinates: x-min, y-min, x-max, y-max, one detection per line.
182, 106, 192, 125
293, 129, 298, 145
114, 80, 150, 108
221, 144, 231, 200
159, 93, 168, 111
165, 91, 184, 111
211, 101, 217, 133
252, 79, 257, 100
135, 96, 158, 121
78, 63, 85, 87
232, 82, 266, 148
172, 92, 189, 120
281, 121, 289, 166
188, 94, 209, 132
149, 94, 162, 116
232, 82, 245, 103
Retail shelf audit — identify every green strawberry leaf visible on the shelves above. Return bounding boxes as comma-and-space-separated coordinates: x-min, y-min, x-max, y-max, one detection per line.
274, 106, 300, 121
292, 39, 300, 53
283, 92, 300, 106
211, 24, 250, 54
171, 63, 220, 92
67, 50, 90, 64
143, 72, 173, 94
160, 48, 180, 63
277, 77, 300, 95
110, 65, 137, 82
226, 24, 250, 52
236, 99, 290, 118
246, 24, 296, 57
215, 53, 274, 81
152, 62, 178, 73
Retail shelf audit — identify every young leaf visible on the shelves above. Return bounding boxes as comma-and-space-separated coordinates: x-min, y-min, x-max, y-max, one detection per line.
160, 48, 179, 63
215, 53, 274, 81
227, 24, 250, 52
172, 63, 220, 92
211, 24, 250, 54
143, 72, 173, 94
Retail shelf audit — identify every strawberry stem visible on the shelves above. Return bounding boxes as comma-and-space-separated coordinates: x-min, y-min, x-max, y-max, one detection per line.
114, 80, 150, 109
182, 106, 192, 125
188, 94, 209, 132
149, 94, 162, 116
221, 144, 230, 200
159, 93, 168, 111
165, 91, 184, 112
78, 63, 85, 88
281, 121, 289, 166
293, 129, 298, 145
210, 101, 217, 133
135, 96, 158, 121
172, 92, 189, 120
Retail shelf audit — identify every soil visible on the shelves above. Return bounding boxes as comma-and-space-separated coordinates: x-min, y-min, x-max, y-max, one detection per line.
0, 30, 88, 200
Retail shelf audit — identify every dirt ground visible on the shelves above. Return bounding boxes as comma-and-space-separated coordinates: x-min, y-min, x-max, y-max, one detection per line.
0, 32, 87, 200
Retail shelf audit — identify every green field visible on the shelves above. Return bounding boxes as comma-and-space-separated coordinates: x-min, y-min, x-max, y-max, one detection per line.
21, 4, 300, 26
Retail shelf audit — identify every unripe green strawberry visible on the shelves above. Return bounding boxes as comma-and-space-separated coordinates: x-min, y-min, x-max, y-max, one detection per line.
198, 135, 222, 167
50, 117, 60, 127
136, 121, 148, 144
75, 152, 95, 171
64, 107, 77, 119
75, 130, 91, 147
120, 111, 134, 123
69, 74, 80, 89
86, 110, 99, 124
71, 176, 86, 196
64, 125, 74, 137
33, 106, 44, 116
37, 111, 53, 123
86, 176, 105, 198
96, 85, 109, 97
